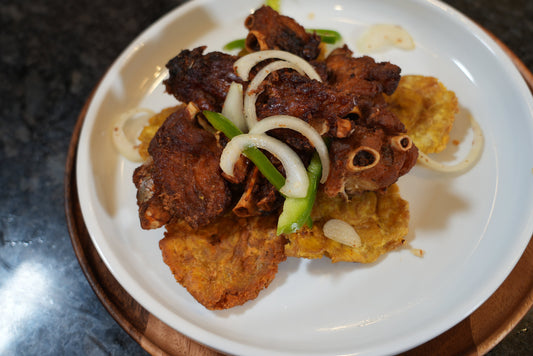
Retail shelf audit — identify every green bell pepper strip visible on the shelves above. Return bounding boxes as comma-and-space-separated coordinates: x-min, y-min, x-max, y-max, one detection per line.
307, 29, 343, 44
222, 27, 342, 52
223, 38, 246, 51
265, 0, 281, 12
203, 111, 285, 191
276, 151, 321, 235
204, 110, 322, 235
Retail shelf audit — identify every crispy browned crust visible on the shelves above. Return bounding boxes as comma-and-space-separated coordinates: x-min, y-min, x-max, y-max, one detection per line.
255, 70, 356, 144
163, 46, 242, 112
160, 215, 287, 310
133, 105, 232, 230
325, 125, 418, 194
244, 5, 321, 61
326, 46, 401, 98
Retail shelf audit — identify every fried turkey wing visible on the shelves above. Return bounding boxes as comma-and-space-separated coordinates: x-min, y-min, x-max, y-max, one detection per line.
133, 105, 231, 230
160, 215, 287, 310
244, 5, 322, 61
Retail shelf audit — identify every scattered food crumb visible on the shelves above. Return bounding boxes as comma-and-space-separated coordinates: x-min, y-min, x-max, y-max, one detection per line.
410, 248, 425, 257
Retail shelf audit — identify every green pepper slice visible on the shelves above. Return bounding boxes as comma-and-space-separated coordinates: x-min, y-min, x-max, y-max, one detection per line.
276, 152, 321, 235
203, 110, 285, 191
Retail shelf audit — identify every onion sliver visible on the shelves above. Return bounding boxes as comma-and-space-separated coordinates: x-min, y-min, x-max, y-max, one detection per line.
249, 115, 330, 183
112, 108, 155, 162
221, 82, 247, 132
244, 60, 304, 129
357, 24, 415, 54
220, 134, 309, 198
323, 219, 362, 248
417, 115, 484, 173
234, 50, 322, 81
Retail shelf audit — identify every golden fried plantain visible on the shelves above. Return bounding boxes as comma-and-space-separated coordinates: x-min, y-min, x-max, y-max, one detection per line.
160, 215, 286, 310
385, 75, 458, 153
285, 184, 409, 263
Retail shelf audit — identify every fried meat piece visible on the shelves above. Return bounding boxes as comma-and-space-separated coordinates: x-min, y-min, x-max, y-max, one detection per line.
285, 184, 408, 263
244, 5, 322, 61
164, 46, 242, 112
137, 106, 180, 161
326, 45, 401, 99
316, 46, 418, 195
133, 162, 171, 229
325, 46, 404, 133
255, 70, 356, 145
133, 104, 231, 229
160, 215, 287, 310
324, 125, 418, 194
232, 166, 283, 217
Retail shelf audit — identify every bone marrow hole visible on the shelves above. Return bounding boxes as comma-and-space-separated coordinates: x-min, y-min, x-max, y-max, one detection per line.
353, 150, 376, 167
391, 134, 413, 151
244, 15, 255, 29
245, 33, 261, 52
347, 147, 381, 172
344, 112, 360, 121
344, 106, 362, 122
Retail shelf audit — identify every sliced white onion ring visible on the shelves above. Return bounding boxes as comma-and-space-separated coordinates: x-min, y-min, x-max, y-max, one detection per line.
417, 115, 484, 173
323, 219, 362, 248
220, 133, 309, 198
244, 60, 304, 129
234, 49, 322, 81
249, 115, 330, 183
112, 108, 155, 162
221, 82, 246, 132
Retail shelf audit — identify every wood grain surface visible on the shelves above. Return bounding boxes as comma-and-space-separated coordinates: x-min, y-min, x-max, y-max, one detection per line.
65, 37, 533, 356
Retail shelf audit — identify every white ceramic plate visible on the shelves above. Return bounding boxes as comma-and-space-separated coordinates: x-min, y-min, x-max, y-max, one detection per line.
76, 0, 533, 355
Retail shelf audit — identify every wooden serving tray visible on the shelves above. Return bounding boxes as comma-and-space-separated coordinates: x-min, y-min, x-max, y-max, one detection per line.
65, 37, 533, 356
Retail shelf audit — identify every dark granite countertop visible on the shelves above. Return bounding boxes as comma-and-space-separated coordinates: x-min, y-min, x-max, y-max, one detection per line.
1, 0, 531, 355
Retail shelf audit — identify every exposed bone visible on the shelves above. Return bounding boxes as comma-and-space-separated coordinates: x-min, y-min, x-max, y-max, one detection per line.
186, 102, 200, 117
188, 102, 214, 133
347, 146, 381, 172
233, 167, 261, 217
135, 158, 155, 203
344, 106, 362, 121
244, 13, 255, 28
334, 118, 353, 138
137, 175, 154, 203
197, 114, 216, 134
245, 31, 267, 52
391, 134, 413, 152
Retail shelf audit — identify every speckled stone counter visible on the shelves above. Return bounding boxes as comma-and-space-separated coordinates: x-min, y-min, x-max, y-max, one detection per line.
1, 0, 531, 355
